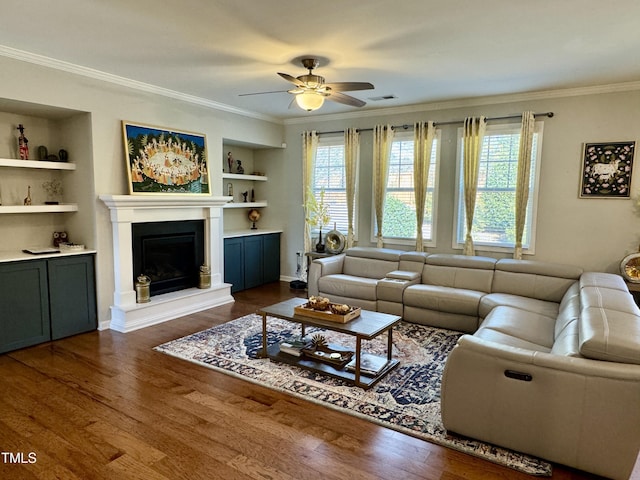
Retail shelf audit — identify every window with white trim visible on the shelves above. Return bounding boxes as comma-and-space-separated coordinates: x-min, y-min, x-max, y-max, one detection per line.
380, 131, 440, 245
454, 122, 543, 252
312, 136, 352, 235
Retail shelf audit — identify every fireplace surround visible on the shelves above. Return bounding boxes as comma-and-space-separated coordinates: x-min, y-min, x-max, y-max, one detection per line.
100, 195, 232, 332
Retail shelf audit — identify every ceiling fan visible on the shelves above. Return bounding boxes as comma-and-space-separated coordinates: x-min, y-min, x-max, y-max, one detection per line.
241, 58, 374, 111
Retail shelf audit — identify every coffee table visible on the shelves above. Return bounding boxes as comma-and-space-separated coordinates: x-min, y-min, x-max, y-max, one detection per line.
256, 297, 401, 389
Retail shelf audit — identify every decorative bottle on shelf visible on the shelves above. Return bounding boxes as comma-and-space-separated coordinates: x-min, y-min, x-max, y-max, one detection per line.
17, 124, 29, 160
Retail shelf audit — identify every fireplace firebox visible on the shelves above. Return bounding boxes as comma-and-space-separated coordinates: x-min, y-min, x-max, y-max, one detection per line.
132, 220, 205, 296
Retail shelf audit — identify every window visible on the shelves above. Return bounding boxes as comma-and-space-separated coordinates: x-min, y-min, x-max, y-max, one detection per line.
381, 132, 440, 245
454, 122, 543, 252
312, 136, 351, 234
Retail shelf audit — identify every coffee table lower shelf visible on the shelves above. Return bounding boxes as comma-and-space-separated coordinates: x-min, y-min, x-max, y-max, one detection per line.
266, 343, 399, 389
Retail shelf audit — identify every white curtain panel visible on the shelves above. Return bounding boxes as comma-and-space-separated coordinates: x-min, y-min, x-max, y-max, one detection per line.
302, 131, 318, 278
373, 125, 395, 248
413, 121, 435, 252
344, 128, 360, 248
513, 111, 535, 259
462, 116, 486, 256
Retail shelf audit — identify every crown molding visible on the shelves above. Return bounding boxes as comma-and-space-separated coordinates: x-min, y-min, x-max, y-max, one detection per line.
0, 45, 282, 124
283, 81, 640, 125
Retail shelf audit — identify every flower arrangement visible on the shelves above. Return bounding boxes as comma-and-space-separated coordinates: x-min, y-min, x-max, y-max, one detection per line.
42, 179, 63, 204
304, 186, 330, 229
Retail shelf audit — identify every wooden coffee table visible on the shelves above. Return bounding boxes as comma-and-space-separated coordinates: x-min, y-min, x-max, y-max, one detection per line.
256, 297, 401, 389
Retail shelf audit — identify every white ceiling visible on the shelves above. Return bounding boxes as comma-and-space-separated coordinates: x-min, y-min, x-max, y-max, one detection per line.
2, 0, 640, 120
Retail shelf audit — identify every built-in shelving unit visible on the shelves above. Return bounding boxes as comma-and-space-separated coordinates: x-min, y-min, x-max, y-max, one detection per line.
0, 99, 94, 253
224, 201, 267, 209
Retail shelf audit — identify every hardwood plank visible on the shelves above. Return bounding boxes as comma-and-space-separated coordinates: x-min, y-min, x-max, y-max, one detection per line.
0, 281, 636, 479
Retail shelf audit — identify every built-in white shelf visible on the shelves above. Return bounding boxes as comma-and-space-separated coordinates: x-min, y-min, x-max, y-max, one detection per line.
224, 201, 267, 209
222, 173, 267, 181
0, 204, 78, 214
0, 158, 76, 170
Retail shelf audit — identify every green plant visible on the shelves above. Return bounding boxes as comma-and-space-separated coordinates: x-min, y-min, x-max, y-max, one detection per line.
304, 187, 331, 229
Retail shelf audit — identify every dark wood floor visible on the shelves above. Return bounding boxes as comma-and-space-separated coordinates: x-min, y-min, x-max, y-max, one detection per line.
1, 282, 637, 479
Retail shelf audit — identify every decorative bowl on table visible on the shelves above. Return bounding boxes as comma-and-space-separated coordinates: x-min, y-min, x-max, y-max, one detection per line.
308, 295, 330, 311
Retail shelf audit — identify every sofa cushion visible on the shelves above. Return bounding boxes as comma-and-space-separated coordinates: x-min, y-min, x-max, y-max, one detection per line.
473, 327, 552, 352
423, 254, 496, 292
479, 305, 555, 349
479, 293, 559, 319
580, 286, 639, 315
579, 307, 640, 364
580, 272, 628, 291
492, 259, 582, 303
404, 284, 484, 316
399, 251, 428, 272
344, 246, 403, 261
318, 274, 379, 301
343, 256, 399, 279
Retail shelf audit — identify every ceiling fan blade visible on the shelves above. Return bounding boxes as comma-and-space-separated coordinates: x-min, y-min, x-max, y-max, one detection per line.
326, 91, 366, 107
278, 72, 306, 87
324, 81, 374, 92
238, 90, 288, 96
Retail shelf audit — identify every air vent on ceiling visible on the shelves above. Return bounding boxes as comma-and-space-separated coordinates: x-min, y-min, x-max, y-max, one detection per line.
368, 94, 397, 101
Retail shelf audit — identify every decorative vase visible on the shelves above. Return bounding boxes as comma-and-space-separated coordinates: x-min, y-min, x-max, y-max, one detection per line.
316, 228, 325, 253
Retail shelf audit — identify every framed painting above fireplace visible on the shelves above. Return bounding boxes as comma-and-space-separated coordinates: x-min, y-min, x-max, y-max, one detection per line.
123, 121, 211, 195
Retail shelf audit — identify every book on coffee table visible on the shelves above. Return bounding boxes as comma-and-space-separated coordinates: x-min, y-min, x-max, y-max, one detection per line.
345, 353, 389, 377
278, 337, 311, 357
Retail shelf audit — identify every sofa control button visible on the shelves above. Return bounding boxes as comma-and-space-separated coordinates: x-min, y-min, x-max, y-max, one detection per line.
504, 370, 532, 382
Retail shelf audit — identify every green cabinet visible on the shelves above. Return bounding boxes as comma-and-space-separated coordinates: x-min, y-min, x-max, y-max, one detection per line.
0, 254, 97, 353
224, 233, 280, 293
0, 260, 50, 353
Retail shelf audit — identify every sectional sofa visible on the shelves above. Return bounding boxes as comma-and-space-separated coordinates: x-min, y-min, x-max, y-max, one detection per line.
308, 247, 640, 479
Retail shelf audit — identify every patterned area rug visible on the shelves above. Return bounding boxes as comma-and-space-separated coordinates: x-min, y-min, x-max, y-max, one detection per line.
154, 314, 552, 476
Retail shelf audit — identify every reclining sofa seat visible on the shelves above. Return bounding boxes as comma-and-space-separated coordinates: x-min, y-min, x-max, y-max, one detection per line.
403, 254, 497, 333
441, 271, 640, 479
308, 247, 403, 310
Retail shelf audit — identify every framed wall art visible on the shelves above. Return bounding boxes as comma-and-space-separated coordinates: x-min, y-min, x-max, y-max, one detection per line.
579, 141, 635, 198
123, 121, 210, 195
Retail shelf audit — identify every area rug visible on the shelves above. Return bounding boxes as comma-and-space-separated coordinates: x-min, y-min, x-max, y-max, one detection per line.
154, 314, 552, 476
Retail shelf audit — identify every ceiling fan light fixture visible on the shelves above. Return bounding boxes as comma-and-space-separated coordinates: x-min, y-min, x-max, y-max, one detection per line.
295, 91, 325, 111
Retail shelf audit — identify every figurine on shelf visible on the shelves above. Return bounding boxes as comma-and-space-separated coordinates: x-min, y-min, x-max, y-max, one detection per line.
236, 159, 244, 174
242, 191, 248, 202
227, 182, 234, 201
17, 124, 29, 160
23, 185, 32, 205
251, 188, 255, 202
227, 152, 233, 173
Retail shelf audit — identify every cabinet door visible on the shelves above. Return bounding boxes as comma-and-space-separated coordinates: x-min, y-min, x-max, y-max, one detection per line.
262, 233, 281, 284
0, 260, 50, 353
224, 238, 244, 293
48, 255, 97, 340
243, 235, 264, 290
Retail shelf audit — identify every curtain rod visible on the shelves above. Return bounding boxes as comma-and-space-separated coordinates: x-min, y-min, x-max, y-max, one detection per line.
314, 112, 554, 136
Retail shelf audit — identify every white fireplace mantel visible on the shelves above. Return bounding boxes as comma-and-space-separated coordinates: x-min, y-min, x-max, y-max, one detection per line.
99, 194, 233, 332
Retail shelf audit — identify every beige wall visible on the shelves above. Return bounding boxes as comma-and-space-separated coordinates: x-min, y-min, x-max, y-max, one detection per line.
277, 89, 640, 278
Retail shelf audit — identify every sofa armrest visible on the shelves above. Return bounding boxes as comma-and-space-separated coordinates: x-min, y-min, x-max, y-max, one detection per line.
307, 254, 345, 296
